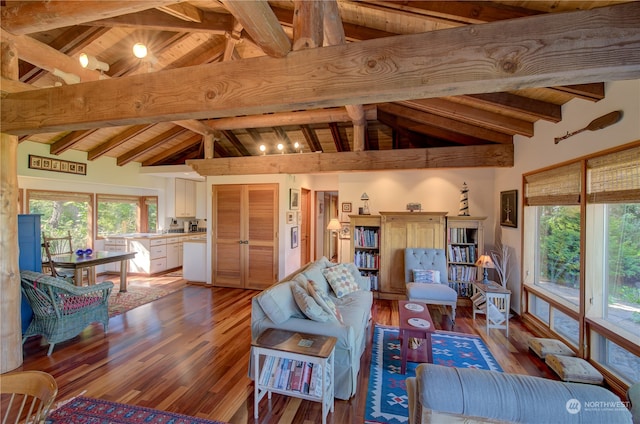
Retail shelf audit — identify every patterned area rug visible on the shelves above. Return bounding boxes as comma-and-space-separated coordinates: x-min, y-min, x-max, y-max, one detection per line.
365, 325, 503, 424
46, 396, 226, 424
108, 277, 184, 317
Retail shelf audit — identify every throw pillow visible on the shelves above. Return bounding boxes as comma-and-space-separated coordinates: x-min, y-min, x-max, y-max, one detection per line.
308, 280, 343, 325
291, 282, 332, 322
413, 269, 441, 284
322, 263, 360, 298
257, 281, 304, 324
303, 265, 330, 294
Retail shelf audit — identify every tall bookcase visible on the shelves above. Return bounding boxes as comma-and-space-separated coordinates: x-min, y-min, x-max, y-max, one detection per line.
446, 216, 486, 298
349, 215, 381, 291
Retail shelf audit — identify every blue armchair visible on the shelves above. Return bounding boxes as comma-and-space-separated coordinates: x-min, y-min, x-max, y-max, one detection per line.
405, 248, 457, 323
20, 270, 113, 355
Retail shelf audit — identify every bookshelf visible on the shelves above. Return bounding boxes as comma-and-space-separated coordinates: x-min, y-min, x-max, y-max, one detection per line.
349, 214, 381, 291
252, 329, 336, 424
446, 216, 486, 298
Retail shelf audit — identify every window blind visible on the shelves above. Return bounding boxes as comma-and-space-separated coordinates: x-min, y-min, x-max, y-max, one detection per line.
587, 145, 640, 203
525, 162, 581, 206
97, 194, 140, 204
27, 189, 92, 203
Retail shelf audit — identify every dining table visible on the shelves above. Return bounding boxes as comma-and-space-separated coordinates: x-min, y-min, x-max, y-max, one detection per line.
50, 250, 137, 292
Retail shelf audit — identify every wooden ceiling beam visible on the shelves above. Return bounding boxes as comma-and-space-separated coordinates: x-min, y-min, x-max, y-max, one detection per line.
116, 126, 188, 166
462, 92, 562, 123
3, 3, 639, 135
329, 123, 349, 152
220, 130, 249, 156
378, 109, 492, 146
273, 127, 295, 153
206, 106, 377, 130
187, 144, 514, 176
87, 124, 151, 160
379, 103, 513, 144
50, 129, 99, 155
357, 1, 540, 26
551, 83, 606, 102
142, 134, 202, 166
86, 9, 232, 34
0, 1, 185, 35
156, 3, 203, 23
220, 0, 291, 58
398, 98, 534, 136
300, 125, 323, 153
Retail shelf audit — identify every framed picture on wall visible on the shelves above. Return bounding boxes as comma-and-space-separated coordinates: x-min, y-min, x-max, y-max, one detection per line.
341, 202, 352, 213
500, 190, 518, 228
339, 223, 351, 239
291, 226, 299, 248
290, 189, 300, 210
286, 211, 295, 224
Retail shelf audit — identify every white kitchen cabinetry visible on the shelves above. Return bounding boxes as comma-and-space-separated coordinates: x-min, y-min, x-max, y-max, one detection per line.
104, 238, 126, 272
165, 237, 181, 270
175, 178, 197, 217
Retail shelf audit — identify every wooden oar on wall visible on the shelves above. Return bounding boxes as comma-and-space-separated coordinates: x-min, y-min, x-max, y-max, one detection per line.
554, 110, 623, 144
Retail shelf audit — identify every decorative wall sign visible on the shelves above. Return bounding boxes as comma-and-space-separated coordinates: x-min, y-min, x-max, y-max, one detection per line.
29, 154, 86, 175
500, 190, 518, 228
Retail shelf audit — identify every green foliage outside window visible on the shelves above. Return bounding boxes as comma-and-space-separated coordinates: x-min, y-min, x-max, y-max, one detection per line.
97, 201, 138, 237
30, 199, 89, 249
539, 205, 581, 288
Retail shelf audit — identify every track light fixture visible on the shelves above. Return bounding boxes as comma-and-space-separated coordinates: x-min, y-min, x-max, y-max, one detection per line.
78, 53, 109, 72
52, 68, 80, 85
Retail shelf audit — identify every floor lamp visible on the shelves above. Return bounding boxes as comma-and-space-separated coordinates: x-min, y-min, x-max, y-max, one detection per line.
327, 218, 342, 263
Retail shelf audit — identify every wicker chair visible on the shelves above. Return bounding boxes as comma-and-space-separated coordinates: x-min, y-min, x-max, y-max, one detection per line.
20, 270, 114, 355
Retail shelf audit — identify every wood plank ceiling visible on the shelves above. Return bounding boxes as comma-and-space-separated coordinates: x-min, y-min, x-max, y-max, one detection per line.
0, 1, 635, 172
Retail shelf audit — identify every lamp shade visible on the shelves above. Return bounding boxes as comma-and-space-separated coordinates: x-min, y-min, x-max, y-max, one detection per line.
360, 192, 369, 201
327, 218, 341, 231
475, 254, 495, 268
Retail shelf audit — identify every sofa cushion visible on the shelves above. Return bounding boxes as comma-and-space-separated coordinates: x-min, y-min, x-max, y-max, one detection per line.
291, 282, 334, 323
413, 269, 441, 284
308, 280, 343, 325
529, 337, 575, 359
303, 264, 331, 294
323, 263, 360, 298
256, 281, 303, 324
545, 354, 604, 384
406, 282, 457, 302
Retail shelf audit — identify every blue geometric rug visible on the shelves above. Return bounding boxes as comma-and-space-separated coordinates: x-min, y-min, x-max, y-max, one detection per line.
365, 325, 503, 424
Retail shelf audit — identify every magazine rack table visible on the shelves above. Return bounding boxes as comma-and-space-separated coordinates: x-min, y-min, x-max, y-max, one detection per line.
252, 328, 336, 424
472, 281, 511, 336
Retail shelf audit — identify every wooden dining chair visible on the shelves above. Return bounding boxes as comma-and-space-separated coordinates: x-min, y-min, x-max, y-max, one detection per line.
0, 370, 58, 424
42, 231, 78, 281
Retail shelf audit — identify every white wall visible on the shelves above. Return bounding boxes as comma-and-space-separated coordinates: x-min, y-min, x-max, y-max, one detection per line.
495, 79, 640, 313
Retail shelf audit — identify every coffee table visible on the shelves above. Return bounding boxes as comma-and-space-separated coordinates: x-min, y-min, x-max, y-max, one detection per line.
399, 300, 435, 374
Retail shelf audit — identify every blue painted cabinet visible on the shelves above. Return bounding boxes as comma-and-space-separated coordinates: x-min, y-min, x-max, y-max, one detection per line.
18, 214, 41, 333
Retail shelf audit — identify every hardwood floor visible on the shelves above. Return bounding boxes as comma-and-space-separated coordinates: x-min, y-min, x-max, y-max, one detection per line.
19, 275, 555, 424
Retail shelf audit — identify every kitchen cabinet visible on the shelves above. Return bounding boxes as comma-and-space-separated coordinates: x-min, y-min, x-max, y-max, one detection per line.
165, 237, 181, 270
183, 240, 206, 282
104, 237, 126, 272
379, 212, 446, 298
175, 178, 197, 217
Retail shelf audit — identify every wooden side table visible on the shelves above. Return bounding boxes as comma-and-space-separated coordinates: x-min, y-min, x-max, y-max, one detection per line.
472, 281, 511, 336
252, 329, 336, 424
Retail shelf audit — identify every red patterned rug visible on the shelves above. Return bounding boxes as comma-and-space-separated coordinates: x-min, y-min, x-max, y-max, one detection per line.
108, 280, 183, 318
46, 396, 227, 424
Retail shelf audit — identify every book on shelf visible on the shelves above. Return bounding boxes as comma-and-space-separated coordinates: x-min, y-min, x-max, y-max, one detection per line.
277, 358, 291, 390
289, 361, 304, 392
267, 357, 282, 388
354, 227, 379, 248
301, 362, 312, 394
259, 355, 276, 386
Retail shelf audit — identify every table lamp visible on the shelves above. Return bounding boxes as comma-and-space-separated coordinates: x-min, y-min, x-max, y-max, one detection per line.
327, 218, 342, 262
475, 254, 495, 284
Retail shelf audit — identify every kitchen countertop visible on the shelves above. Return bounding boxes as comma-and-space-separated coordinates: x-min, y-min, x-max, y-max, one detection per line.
106, 232, 206, 239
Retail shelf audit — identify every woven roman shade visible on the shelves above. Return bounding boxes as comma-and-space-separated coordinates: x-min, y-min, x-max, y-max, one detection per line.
525, 162, 581, 206
587, 145, 640, 203
27, 190, 92, 203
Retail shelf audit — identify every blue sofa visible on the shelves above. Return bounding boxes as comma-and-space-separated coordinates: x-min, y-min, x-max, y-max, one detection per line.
407, 363, 633, 423
250, 257, 373, 399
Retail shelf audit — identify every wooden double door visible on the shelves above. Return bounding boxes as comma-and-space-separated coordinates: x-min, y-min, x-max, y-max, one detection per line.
212, 183, 278, 290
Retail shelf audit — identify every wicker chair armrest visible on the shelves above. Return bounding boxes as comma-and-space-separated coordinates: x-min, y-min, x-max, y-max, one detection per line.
56, 281, 114, 295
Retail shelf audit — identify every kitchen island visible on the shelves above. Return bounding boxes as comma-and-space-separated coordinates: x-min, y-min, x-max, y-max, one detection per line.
104, 232, 205, 275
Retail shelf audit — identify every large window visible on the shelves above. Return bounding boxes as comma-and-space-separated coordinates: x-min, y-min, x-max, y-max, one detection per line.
523, 143, 640, 387
97, 194, 159, 237
28, 190, 93, 249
